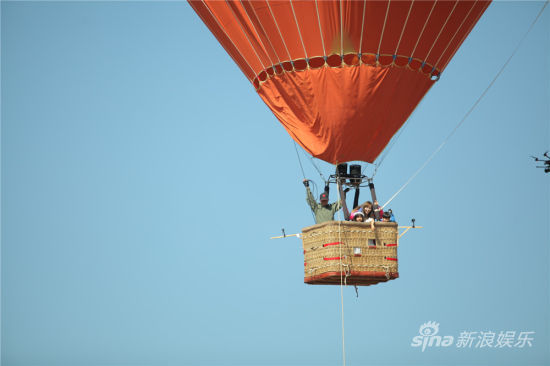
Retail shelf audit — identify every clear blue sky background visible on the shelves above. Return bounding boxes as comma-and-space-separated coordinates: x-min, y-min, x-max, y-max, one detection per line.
1, 1, 548, 365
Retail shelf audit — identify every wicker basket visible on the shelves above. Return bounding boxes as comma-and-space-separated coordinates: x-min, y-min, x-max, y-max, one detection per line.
301, 221, 399, 286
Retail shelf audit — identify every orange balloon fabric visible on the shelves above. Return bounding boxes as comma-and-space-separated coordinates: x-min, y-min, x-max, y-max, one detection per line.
189, 0, 491, 164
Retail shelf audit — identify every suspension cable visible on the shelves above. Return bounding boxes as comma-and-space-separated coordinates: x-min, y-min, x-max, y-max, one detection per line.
293, 141, 317, 222
293, 141, 328, 184
309, 156, 327, 184
381, 1, 548, 209
293, 141, 307, 180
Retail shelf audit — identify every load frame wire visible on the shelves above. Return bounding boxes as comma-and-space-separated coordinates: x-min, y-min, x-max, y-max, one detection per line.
381, 1, 549, 210
294, 141, 316, 223
293, 141, 328, 184
294, 140, 307, 180
309, 156, 327, 184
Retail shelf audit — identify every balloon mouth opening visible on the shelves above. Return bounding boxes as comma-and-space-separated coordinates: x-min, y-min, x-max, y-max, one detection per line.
252, 53, 441, 90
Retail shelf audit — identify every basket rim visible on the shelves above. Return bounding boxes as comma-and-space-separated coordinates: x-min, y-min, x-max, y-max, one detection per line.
302, 220, 398, 233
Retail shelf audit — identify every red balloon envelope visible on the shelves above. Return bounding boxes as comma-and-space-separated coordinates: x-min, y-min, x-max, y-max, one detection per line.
189, 0, 491, 164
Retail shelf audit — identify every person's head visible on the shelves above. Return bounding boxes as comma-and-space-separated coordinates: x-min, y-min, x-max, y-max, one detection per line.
382, 211, 391, 222
362, 201, 373, 213
319, 192, 329, 206
353, 211, 365, 222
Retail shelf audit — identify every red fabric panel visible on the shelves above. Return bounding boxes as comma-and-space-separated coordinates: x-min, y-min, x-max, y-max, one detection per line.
239, 1, 279, 66
291, 1, 324, 58
225, 1, 273, 69
422, 1, 475, 67
316, 0, 343, 56
436, 1, 491, 70
188, 1, 257, 81
207, 1, 265, 74
248, 1, 290, 64
269, 1, 306, 60
258, 64, 433, 163
341, 0, 364, 55
359, 1, 388, 56
412, 1, 458, 66
377, 1, 414, 60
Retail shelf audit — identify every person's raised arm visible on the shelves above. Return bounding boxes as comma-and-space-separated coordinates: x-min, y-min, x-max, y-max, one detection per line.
335, 179, 349, 220
304, 179, 316, 210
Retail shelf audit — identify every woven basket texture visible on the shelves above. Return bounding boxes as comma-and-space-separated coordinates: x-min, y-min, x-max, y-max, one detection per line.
301, 221, 398, 286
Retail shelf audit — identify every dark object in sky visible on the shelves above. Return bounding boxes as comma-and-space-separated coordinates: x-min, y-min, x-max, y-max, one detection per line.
531, 152, 550, 173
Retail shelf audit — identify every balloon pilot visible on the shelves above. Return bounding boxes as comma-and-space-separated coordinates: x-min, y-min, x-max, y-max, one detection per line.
302, 163, 390, 226
303, 179, 342, 224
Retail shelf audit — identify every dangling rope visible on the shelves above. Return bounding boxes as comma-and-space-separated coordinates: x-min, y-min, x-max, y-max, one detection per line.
294, 146, 347, 366
336, 180, 346, 366
381, 1, 549, 209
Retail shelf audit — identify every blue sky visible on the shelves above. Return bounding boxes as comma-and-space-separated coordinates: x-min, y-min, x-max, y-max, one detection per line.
1, 1, 549, 365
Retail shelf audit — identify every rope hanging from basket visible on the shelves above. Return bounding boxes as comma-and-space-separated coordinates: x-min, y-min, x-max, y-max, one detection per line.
336, 179, 347, 366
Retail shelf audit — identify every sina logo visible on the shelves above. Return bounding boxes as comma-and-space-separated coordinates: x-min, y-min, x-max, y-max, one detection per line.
411, 321, 454, 351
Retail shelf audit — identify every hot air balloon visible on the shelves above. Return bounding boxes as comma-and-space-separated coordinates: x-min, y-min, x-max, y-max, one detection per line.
188, 0, 491, 286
